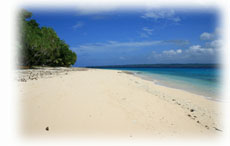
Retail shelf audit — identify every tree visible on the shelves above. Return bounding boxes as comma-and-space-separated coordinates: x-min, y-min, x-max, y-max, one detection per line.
19, 9, 77, 67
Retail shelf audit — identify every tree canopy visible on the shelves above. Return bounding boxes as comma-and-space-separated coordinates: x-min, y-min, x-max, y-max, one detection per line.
19, 10, 77, 67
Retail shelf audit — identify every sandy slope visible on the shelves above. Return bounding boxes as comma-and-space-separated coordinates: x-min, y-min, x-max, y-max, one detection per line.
18, 68, 223, 138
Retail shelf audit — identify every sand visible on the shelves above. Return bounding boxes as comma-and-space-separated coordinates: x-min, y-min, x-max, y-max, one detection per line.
17, 68, 223, 138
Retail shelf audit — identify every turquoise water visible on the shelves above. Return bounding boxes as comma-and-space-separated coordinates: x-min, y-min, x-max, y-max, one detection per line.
102, 67, 221, 101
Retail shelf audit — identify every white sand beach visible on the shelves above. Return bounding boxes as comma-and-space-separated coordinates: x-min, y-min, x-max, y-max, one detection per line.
17, 68, 223, 138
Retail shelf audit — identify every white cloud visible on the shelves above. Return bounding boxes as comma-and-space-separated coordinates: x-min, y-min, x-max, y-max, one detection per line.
188, 45, 201, 51
170, 17, 181, 22
141, 10, 181, 22
208, 40, 222, 48
75, 41, 162, 52
163, 49, 182, 55
142, 27, 154, 35
177, 49, 182, 53
74, 5, 119, 15
200, 32, 214, 40
140, 27, 154, 38
147, 45, 217, 63
199, 28, 222, 51
73, 22, 84, 30
105, 41, 161, 47
146, 28, 221, 63
142, 10, 173, 19
73, 40, 189, 53
163, 50, 176, 55
186, 45, 215, 55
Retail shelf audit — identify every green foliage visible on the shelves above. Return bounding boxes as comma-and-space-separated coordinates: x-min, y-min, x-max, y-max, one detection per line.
20, 9, 77, 67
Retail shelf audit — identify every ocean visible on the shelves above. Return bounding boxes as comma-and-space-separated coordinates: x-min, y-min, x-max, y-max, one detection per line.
100, 67, 222, 101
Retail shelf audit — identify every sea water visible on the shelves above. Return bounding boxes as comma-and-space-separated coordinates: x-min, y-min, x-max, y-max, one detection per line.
102, 67, 222, 101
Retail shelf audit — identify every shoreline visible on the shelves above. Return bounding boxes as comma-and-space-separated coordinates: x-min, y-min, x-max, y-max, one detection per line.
101, 68, 220, 102
18, 67, 223, 137
133, 72, 221, 102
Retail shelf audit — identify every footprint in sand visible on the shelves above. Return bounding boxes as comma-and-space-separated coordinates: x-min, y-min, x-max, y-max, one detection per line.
122, 98, 126, 100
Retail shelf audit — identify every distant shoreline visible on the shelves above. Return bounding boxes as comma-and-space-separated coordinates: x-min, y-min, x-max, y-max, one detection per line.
85, 63, 219, 68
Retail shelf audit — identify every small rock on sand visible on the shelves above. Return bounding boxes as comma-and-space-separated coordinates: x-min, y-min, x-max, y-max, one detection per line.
45, 126, 49, 131
190, 109, 195, 112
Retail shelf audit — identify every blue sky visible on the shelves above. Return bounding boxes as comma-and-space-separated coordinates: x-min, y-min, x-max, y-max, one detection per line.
26, 8, 221, 66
